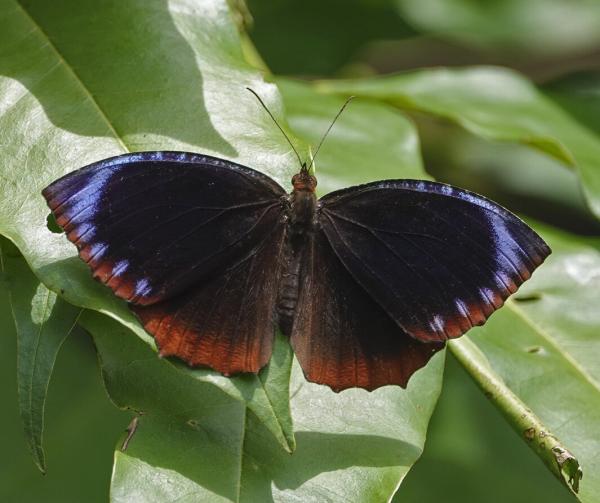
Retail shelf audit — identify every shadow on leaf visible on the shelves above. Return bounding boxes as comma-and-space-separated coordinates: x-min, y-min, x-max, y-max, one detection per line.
2, 0, 235, 154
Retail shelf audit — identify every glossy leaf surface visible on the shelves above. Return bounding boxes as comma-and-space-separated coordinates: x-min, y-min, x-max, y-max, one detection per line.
278, 78, 425, 193
81, 311, 444, 503
317, 67, 600, 220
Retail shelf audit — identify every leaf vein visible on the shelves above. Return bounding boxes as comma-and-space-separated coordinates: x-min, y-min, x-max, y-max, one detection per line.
13, 0, 129, 153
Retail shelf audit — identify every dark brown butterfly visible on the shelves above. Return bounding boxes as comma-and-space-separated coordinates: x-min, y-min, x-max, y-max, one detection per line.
42, 96, 551, 392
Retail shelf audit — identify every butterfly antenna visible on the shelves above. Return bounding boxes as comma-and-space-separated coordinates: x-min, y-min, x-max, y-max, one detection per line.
307, 95, 354, 172
246, 87, 304, 169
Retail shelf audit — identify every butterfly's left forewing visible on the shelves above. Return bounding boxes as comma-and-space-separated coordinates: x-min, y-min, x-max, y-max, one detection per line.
318, 180, 551, 343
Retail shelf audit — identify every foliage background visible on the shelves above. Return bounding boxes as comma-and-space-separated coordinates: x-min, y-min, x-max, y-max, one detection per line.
1, 0, 599, 501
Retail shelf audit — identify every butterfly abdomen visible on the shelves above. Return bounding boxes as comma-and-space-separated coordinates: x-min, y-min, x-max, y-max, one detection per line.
277, 187, 318, 334
277, 250, 302, 335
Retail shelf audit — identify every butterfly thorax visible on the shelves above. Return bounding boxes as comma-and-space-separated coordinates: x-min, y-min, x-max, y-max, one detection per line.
288, 170, 317, 236
289, 188, 317, 234
278, 172, 318, 334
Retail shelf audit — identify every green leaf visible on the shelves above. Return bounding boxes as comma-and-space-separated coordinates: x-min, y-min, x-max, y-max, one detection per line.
81, 310, 445, 502
240, 357, 445, 502
0, 257, 130, 501
398, 353, 576, 502
256, 332, 296, 452
395, 0, 600, 55
81, 311, 250, 503
0, 237, 81, 473
543, 71, 600, 139
316, 66, 600, 219
449, 224, 600, 499
0, 0, 301, 449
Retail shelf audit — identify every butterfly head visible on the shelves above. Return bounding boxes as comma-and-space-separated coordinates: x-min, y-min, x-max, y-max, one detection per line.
292, 165, 317, 192
246, 87, 353, 193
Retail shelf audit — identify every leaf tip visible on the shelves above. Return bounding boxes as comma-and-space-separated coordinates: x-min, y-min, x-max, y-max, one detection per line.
32, 452, 47, 475
284, 433, 296, 454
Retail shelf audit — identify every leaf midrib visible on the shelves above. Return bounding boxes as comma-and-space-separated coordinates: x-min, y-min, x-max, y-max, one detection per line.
259, 377, 291, 450
235, 406, 247, 503
13, 0, 129, 153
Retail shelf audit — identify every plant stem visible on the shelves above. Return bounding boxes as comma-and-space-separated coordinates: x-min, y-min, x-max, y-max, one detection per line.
449, 336, 582, 494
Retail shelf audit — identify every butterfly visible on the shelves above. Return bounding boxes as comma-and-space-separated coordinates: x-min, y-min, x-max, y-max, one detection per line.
42, 92, 551, 392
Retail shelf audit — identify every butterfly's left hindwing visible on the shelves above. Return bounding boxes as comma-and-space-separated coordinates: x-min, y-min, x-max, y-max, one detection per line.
133, 223, 286, 375
318, 180, 551, 343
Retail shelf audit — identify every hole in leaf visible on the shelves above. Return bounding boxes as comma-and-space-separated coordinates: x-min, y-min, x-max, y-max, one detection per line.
514, 293, 542, 302
46, 213, 62, 234
187, 419, 200, 430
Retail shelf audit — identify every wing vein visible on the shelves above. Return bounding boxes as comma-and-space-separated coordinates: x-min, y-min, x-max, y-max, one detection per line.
321, 211, 425, 335
325, 207, 516, 294
168, 203, 281, 283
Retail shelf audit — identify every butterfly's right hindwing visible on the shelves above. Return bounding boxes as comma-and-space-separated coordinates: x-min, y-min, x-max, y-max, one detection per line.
290, 229, 444, 391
